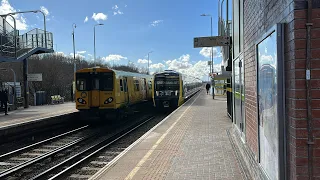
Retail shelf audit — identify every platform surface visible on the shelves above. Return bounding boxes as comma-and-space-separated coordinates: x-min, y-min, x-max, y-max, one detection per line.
94, 90, 245, 180
0, 102, 77, 128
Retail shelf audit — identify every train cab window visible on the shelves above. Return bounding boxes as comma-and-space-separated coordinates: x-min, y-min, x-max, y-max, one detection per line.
120, 79, 124, 91
76, 79, 87, 91
100, 73, 113, 91
92, 79, 99, 90
134, 80, 140, 91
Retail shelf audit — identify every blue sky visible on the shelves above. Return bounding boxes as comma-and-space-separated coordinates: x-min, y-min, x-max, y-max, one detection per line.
1, 0, 223, 79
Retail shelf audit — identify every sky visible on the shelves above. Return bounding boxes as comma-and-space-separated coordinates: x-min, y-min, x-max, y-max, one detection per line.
0, 0, 223, 80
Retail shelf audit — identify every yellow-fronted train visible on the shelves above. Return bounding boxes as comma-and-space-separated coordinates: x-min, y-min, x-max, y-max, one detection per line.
75, 67, 153, 119
153, 70, 202, 109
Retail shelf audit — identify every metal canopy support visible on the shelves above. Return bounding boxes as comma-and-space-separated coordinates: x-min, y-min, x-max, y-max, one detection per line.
23, 58, 29, 108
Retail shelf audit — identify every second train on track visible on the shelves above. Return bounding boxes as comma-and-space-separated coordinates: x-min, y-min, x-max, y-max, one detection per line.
75, 67, 202, 117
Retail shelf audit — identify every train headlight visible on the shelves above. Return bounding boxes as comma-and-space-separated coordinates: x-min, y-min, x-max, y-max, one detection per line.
77, 98, 87, 104
104, 97, 113, 104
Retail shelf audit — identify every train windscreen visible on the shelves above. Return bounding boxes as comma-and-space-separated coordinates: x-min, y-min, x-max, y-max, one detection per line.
76, 72, 114, 91
154, 77, 180, 91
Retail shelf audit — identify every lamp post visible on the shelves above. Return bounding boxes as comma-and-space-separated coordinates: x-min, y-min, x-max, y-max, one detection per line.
72, 23, 77, 74
0, 68, 16, 108
147, 51, 153, 75
201, 13, 214, 99
94, 23, 104, 66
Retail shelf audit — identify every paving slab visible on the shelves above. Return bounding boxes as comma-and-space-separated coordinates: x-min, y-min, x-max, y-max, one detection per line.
93, 90, 246, 180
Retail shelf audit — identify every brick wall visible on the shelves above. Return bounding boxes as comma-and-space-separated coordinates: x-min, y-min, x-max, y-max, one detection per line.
243, 0, 294, 160
286, 7, 320, 180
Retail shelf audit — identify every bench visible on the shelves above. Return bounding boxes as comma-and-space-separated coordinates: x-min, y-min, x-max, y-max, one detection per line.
50, 95, 64, 105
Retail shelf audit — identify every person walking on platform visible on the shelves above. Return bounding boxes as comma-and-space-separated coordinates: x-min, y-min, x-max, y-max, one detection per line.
1, 89, 8, 115
0, 89, 3, 108
205, 83, 211, 95
223, 84, 227, 95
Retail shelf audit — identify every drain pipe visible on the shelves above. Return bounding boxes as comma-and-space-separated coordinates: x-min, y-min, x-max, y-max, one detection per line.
305, 0, 314, 179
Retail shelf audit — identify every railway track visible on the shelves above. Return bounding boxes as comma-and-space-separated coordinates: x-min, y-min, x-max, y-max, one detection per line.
33, 115, 157, 180
0, 124, 98, 179
0, 114, 159, 180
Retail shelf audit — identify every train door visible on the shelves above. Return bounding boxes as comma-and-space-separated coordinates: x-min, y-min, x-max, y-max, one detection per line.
142, 78, 147, 100
91, 76, 100, 107
123, 77, 129, 104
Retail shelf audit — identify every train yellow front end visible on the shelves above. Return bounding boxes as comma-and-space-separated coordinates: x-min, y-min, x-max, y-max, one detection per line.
75, 67, 153, 118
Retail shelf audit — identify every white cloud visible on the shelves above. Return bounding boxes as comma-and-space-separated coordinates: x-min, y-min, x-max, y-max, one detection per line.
150, 63, 165, 69
55, 51, 66, 56
199, 47, 220, 58
178, 61, 221, 81
137, 59, 152, 64
102, 54, 127, 62
92, 12, 107, 22
40, 6, 49, 16
84, 16, 88, 23
77, 50, 86, 54
150, 20, 163, 27
0, 0, 27, 30
165, 54, 192, 70
87, 54, 93, 57
179, 54, 190, 62
70, 53, 85, 59
113, 10, 123, 16
112, 5, 123, 15
164, 53, 222, 81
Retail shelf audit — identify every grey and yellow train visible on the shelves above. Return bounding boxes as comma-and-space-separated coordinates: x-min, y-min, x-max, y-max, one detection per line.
153, 70, 203, 108
75, 67, 153, 118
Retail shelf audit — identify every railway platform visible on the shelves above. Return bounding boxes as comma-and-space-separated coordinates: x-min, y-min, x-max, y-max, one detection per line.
92, 90, 247, 180
0, 102, 77, 130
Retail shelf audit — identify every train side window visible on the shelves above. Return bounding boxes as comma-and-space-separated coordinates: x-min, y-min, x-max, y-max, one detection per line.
76, 79, 86, 91
134, 80, 140, 91
123, 78, 128, 92
120, 79, 124, 91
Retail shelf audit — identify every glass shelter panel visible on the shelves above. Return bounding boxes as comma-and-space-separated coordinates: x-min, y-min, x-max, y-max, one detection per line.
257, 31, 279, 180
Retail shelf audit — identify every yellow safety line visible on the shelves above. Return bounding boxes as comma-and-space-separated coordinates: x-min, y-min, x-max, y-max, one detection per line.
124, 92, 201, 180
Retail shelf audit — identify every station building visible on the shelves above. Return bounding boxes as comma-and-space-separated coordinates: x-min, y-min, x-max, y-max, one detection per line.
219, 0, 320, 179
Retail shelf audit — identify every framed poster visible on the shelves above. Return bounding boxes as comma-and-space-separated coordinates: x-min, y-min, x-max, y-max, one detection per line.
256, 23, 285, 180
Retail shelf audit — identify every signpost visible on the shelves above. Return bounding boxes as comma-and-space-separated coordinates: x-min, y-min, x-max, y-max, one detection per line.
27, 73, 42, 81
193, 36, 231, 99
194, 36, 231, 48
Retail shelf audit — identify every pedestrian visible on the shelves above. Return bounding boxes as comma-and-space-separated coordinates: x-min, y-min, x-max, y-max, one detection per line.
1, 89, 8, 115
0, 89, 3, 108
223, 84, 227, 95
205, 83, 211, 95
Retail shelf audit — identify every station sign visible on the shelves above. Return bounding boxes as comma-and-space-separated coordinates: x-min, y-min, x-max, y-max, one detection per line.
194, 36, 231, 48
27, 73, 43, 81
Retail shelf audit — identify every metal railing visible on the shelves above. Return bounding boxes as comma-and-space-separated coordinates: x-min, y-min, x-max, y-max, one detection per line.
0, 28, 53, 59
17, 28, 53, 51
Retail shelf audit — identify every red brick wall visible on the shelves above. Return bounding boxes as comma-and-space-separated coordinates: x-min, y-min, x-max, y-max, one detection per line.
286, 7, 320, 180
243, 0, 294, 160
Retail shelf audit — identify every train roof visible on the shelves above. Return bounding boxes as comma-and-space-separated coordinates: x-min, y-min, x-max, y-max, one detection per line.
154, 70, 202, 82
76, 67, 153, 78
154, 70, 181, 76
